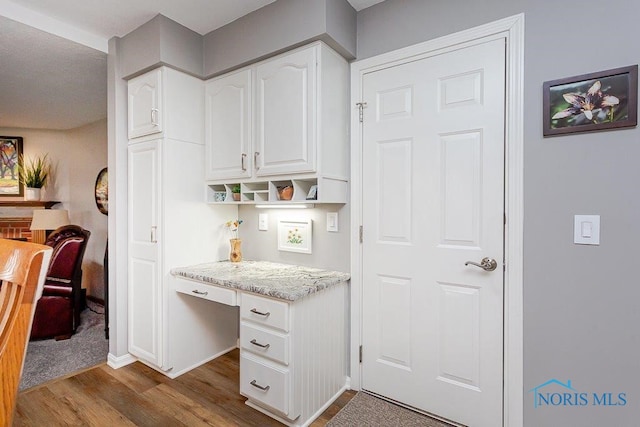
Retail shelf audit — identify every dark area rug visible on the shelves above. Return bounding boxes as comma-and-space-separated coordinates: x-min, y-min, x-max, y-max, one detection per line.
19, 300, 108, 390
328, 392, 455, 427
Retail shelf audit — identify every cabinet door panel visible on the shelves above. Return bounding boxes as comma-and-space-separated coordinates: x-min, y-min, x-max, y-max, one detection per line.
205, 69, 252, 180
128, 69, 163, 139
128, 141, 162, 367
256, 47, 316, 176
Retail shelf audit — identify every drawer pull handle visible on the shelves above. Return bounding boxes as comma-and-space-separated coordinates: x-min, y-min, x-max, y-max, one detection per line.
250, 380, 270, 392
192, 290, 208, 296
250, 308, 270, 317
250, 339, 270, 349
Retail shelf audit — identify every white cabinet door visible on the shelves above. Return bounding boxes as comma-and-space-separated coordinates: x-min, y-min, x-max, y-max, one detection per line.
128, 69, 163, 139
205, 69, 252, 180
128, 140, 163, 367
255, 46, 316, 176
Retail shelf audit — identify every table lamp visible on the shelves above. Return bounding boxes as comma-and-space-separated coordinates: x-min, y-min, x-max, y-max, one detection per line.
30, 209, 71, 243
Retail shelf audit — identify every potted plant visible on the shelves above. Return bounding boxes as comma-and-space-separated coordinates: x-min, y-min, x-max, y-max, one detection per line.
18, 153, 50, 201
232, 184, 241, 201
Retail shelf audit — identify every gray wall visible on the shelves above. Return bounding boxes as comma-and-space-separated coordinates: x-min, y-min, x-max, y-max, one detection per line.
358, 0, 640, 425
119, 14, 203, 79
203, 0, 356, 77
238, 205, 350, 273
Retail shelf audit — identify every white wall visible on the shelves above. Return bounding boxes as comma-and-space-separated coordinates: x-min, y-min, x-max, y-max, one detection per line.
0, 119, 108, 299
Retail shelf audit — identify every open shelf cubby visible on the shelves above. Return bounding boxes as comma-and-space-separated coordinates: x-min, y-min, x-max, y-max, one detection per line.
206, 176, 347, 205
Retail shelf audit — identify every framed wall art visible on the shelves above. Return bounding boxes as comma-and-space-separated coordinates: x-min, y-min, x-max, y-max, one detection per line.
0, 136, 23, 196
543, 65, 638, 136
278, 219, 312, 254
94, 167, 108, 215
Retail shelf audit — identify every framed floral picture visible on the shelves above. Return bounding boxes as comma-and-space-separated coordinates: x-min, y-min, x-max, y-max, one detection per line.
278, 219, 312, 254
0, 136, 23, 196
543, 65, 638, 136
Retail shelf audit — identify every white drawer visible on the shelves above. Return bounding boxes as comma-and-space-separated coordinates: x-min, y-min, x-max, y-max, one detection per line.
173, 277, 237, 306
240, 353, 293, 417
241, 293, 289, 332
240, 321, 289, 365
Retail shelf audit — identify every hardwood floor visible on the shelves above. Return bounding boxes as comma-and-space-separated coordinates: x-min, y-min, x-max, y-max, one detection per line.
13, 349, 356, 426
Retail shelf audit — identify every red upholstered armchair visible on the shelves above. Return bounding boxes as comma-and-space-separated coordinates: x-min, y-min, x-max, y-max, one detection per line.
30, 225, 91, 340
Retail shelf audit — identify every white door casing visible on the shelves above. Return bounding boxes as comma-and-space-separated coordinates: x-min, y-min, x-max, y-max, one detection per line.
350, 14, 525, 427
361, 38, 505, 426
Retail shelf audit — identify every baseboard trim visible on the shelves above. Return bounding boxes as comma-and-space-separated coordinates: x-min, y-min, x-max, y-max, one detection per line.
107, 352, 137, 369
87, 295, 105, 306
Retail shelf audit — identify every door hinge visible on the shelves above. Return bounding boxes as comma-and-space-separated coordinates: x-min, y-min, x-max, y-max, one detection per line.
359, 345, 363, 363
356, 102, 367, 123
359, 225, 363, 243
504, 213, 507, 225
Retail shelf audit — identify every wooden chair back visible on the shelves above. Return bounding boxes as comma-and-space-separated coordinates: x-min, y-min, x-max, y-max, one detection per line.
0, 239, 52, 426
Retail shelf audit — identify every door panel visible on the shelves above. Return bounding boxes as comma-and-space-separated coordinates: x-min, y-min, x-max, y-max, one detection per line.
255, 47, 316, 176
361, 38, 505, 427
205, 69, 252, 180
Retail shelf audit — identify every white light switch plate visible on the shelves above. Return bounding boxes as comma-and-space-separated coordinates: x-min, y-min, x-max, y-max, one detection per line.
258, 213, 268, 231
574, 215, 600, 245
327, 212, 338, 232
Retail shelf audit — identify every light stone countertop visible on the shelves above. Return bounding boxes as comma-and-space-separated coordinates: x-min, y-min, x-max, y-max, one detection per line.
170, 260, 350, 301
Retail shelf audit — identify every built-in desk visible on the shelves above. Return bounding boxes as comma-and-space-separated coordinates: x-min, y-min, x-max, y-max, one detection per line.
169, 261, 350, 427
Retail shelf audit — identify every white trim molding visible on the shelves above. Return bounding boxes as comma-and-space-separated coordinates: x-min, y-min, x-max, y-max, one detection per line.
107, 352, 137, 369
349, 13, 524, 427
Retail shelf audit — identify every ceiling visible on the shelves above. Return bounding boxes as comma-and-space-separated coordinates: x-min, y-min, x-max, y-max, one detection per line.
0, 0, 385, 131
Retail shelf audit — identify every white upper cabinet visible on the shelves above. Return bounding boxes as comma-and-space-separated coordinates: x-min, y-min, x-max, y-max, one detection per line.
128, 69, 163, 139
204, 42, 350, 204
205, 69, 252, 180
255, 46, 316, 176
128, 67, 204, 144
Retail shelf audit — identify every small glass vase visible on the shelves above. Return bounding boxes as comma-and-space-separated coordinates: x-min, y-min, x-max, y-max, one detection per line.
229, 238, 242, 262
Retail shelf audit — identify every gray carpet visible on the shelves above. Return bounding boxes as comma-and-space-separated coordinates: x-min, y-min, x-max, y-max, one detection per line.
328, 392, 455, 427
19, 300, 108, 390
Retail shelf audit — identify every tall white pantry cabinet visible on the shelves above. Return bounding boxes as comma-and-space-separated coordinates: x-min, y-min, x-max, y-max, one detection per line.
127, 67, 237, 376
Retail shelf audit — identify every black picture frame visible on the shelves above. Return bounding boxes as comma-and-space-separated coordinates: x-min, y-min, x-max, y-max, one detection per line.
94, 167, 108, 215
543, 65, 638, 137
0, 136, 24, 197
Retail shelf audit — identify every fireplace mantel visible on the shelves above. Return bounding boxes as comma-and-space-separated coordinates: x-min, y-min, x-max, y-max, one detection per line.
0, 201, 60, 208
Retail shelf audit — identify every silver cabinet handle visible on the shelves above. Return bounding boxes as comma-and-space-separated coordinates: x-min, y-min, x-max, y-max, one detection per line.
250, 308, 270, 317
250, 339, 270, 349
241, 153, 247, 171
150, 226, 157, 243
254, 152, 260, 170
465, 257, 498, 271
250, 380, 270, 392
151, 108, 159, 126
192, 290, 208, 296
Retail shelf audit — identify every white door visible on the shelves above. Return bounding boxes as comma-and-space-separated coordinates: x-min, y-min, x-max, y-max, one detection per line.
128, 140, 162, 367
361, 39, 505, 426
128, 69, 163, 139
205, 69, 252, 180
255, 46, 316, 176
